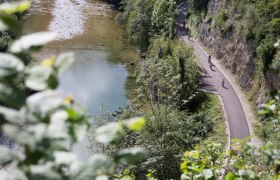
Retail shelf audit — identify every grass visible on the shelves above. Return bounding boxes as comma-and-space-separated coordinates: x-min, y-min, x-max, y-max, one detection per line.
198, 94, 228, 147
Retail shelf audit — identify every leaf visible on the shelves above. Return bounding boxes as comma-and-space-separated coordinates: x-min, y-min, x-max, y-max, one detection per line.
3, 124, 35, 148
9, 32, 56, 53
96, 176, 110, 180
26, 90, 63, 120
0, 106, 21, 124
0, 1, 31, 14
74, 124, 88, 142
0, 145, 13, 164
180, 174, 190, 180
123, 117, 145, 131
0, 15, 22, 33
47, 110, 69, 139
0, 53, 24, 78
115, 147, 148, 164
202, 169, 213, 179
238, 170, 250, 177
30, 163, 61, 180
88, 155, 115, 176
225, 172, 238, 180
70, 155, 115, 180
0, 83, 25, 108
55, 52, 75, 72
95, 122, 125, 145
54, 151, 78, 165
25, 65, 57, 91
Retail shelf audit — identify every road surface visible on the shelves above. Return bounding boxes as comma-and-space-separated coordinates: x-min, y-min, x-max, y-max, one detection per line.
177, 2, 250, 140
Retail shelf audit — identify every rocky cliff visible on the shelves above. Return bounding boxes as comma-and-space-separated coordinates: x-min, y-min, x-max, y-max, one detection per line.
192, 0, 280, 105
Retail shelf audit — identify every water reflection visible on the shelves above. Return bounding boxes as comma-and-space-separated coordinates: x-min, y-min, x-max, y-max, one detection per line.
57, 50, 128, 115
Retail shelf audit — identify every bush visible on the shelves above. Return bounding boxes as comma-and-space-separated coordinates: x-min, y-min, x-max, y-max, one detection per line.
272, 50, 280, 73
114, 107, 213, 179
256, 35, 277, 71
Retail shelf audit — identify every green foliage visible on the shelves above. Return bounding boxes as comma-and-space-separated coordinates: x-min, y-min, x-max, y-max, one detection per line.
113, 107, 213, 179
0, 32, 12, 51
0, 2, 148, 179
256, 35, 277, 72
186, 13, 202, 38
258, 92, 280, 149
137, 37, 201, 109
189, 0, 209, 13
272, 49, 280, 73
213, 11, 232, 35
181, 143, 223, 179
119, 0, 155, 53
151, 0, 178, 38
120, 0, 178, 52
231, 0, 280, 72
181, 139, 280, 179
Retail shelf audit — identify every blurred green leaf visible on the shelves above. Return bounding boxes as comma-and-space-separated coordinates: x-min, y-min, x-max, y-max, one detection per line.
115, 147, 148, 164
74, 124, 88, 142
9, 32, 56, 53
0, 145, 13, 164
30, 164, 61, 180
95, 122, 125, 145
96, 175, 110, 180
225, 172, 238, 180
55, 52, 75, 72
25, 65, 57, 91
54, 151, 78, 165
66, 108, 79, 121
180, 174, 190, 180
123, 117, 145, 131
0, 53, 24, 78
26, 90, 63, 119
0, 15, 21, 33
0, 1, 31, 14
47, 110, 68, 139
0, 83, 25, 108
202, 169, 213, 179
0, 106, 21, 124
70, 155, 115, 180
3, 124, 35, 147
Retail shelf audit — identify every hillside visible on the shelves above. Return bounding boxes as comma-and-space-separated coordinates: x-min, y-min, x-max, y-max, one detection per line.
186, 0, 280, 105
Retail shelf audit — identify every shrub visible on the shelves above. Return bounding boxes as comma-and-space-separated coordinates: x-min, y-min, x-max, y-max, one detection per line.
256, 35, 277, 71
272, 50, 280, 73
214, 11, 228, 30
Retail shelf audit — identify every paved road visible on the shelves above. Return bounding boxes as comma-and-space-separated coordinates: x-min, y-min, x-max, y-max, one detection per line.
177, 2, 250, 139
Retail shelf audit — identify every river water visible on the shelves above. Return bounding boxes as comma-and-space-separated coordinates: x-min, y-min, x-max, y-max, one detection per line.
21, 0, 140, 159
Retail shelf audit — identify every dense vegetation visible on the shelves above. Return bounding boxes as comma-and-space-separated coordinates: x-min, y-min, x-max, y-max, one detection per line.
186, 0, 280, 74
117, 0, 179, 53
136, 37, 201, 110
258, 91, 280, 149
0, 1, 279, 180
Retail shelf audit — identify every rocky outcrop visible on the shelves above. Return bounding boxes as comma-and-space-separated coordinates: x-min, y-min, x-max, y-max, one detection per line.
196, 0, 280, 106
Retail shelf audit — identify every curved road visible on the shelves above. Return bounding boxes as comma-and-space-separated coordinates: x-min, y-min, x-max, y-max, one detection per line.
177, 2, 250, 140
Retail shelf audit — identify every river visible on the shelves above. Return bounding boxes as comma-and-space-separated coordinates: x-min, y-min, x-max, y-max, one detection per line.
21, 0, 140, 159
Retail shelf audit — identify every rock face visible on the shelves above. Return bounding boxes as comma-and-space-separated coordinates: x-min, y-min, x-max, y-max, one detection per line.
196, 0, 280, 106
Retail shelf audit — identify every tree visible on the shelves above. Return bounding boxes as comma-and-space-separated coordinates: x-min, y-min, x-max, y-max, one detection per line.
151, 0, 178, 38
137, 37, 200, 110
